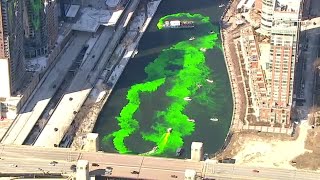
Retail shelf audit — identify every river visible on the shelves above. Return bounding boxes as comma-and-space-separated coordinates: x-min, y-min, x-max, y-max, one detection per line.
94, 0, 232, 158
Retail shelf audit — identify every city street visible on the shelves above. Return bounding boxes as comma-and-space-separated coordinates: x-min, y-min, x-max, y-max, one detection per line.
0, 145, 320, 179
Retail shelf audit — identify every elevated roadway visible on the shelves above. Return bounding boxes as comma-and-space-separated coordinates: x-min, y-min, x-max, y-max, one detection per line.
0, 145, 319, 179
33, 0, 141, 148
0, 32, 91, 145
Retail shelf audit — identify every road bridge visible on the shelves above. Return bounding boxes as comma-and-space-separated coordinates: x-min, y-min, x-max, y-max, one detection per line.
0, 145, 319, 180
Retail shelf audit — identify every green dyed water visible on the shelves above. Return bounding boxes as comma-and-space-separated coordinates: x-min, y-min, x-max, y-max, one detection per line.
95, 0, 232, 158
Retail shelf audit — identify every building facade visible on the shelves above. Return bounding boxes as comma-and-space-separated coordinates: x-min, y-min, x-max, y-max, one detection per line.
23, 0, 48, 59
256, 0, 302, 125
0, 0, 26, 98
44, 0, 59, 49
260, 0, 274, 35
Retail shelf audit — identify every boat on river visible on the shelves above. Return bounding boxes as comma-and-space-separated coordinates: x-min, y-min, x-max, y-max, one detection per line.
163, 20, 195, 29
184, 97, 192, 101
219, 4, 225, 8
189, 36, 195, 41
206, 79, 213, 83
188, 119, 195, 122
210, 118, 219, 122
200, 48, 207, 52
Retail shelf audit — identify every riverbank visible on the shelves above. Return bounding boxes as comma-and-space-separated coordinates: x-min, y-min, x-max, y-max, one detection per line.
220, 0, 246, 130
71, 0, 163, 150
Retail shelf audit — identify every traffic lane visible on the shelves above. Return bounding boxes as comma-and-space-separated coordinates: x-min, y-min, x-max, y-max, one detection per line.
296, 171, 320, 180
139, 167, 185, 180
81, 152, 144, 167
1, 148, 79, 162
0, 158, 74, 174
214, 164, 320, 180
232, 166, 295, 180
90, 165, 139, 179
142, 156, 203, 172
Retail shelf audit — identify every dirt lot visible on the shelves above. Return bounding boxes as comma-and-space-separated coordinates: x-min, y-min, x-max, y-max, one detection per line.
215, 121, 313, 170
292, 126, 320, 170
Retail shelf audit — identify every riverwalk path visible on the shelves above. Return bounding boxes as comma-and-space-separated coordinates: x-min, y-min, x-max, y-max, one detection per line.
220, 0, 247, 131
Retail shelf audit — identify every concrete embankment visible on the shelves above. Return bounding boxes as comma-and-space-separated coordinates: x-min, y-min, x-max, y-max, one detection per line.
220, 0, 246, 131
213, 0, 246, 157
71, 0, 163, 150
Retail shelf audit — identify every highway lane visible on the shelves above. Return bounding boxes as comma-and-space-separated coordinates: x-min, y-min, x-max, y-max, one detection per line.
81, 152, 144, 167
0, 145, 80, 162
1, 145, 320, 179
209, 164, 320, 180
142, 156, 204, 172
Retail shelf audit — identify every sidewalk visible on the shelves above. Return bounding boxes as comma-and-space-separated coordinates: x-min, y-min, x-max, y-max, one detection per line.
220, 0, 246, 131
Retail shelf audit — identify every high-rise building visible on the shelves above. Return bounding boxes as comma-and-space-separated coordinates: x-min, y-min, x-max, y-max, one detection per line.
0, 0, 26, 98
44, 0, 59, 49
260, 0, 274, 35
23, 0, 48, 59
258, 0, 302, 125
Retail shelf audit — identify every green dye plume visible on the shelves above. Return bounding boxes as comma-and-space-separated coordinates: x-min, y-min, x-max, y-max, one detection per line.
112, 78, 166, 154
103, 13, 221, 156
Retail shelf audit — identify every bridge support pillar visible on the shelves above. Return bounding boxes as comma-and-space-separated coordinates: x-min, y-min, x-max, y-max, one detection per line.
76, 160, 89, 180
84, 133, 99, 152
191, 142, 203, 161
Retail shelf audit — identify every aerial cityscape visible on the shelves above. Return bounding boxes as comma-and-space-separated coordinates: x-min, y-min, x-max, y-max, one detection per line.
0, 0, 319, 179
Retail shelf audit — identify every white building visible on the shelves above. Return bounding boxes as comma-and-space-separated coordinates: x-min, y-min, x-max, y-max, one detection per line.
258, 0, 302, 124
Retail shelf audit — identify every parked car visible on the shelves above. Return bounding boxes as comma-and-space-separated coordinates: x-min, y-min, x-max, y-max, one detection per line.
131, 170, 140, 174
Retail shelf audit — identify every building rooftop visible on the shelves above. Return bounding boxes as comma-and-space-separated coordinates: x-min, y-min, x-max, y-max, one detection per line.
72, 8, 124, 32
274, 0, 301, 13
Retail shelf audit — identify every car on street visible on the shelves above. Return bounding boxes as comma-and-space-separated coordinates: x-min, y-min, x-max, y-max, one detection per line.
49, 161, 58, 166
105, 167, 113, 175
131, 170, 140, 174
92, 163, 99, 167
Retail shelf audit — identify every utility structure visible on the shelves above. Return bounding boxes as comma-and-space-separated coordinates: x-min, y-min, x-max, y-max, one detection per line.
191, 142, 203, 162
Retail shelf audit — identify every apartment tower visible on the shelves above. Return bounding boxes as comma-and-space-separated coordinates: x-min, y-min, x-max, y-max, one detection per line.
259, 0, 302, 125
23, 0, 48, 59
0, 0, 26, 98
44, 0, 59, 49
260, 0, 274, 35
